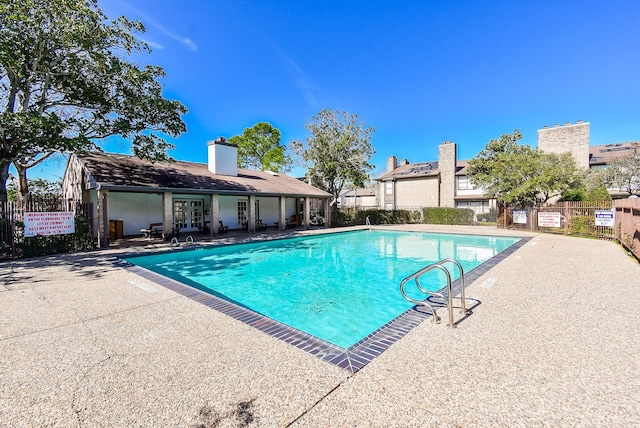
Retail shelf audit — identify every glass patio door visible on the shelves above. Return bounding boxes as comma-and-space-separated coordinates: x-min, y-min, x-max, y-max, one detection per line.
173, 199, 204, 230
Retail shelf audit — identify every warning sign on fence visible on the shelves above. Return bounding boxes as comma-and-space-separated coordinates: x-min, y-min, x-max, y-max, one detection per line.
24, 212, 75, 237
537, 211, 561, 228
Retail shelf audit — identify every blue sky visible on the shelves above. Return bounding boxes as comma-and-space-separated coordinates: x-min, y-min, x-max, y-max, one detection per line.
32, 0, 640, 181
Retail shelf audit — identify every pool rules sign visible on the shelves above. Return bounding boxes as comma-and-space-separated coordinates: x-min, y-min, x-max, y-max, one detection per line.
24, 212, 75, 237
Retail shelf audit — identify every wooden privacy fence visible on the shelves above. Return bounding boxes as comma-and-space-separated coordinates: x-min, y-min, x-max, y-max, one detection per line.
615, 198, 640, 260
502, 199, 640, 259
0, 198, 94, 260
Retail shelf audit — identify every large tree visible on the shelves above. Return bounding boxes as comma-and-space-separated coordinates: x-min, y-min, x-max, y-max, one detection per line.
228, 122, 291, 172
600, 144, 640, 196
467, 130, 585, 207
0, 0, 188, 203
291, 108, 375, 205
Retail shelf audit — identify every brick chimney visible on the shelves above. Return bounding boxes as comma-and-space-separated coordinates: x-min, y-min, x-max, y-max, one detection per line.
438, 141, 457, 208
387, 155, 398, 172
207, 137, 238, 176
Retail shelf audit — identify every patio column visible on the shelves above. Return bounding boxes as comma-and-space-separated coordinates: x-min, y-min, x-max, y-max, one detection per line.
97, 189, 109, 248
210, 194, 219, 236
277, 196, 286, 231
304, 197, 310, 230
162, 192, 173, 239
324, 198, 331, 227
248, 194, 256, 233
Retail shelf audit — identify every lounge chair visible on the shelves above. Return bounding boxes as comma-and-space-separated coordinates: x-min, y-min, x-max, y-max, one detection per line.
256, 219, 267, 231
218, 221, 229, 233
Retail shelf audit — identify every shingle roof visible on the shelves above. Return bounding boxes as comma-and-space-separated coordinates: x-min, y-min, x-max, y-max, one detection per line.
455, 160, 469, 175
376, 161, 439, 181
74, 152, 331, 198
376, 160, 469, 181
589, 142, 639, 166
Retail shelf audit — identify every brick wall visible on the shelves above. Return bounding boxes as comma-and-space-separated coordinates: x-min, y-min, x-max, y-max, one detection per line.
395, 177, 440, 208
537, 121, 590, 168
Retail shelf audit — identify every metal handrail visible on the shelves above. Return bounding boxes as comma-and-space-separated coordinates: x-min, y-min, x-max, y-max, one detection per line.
400, 263, 454, 326
399, 258, 468, 327
437, 258, 469, 315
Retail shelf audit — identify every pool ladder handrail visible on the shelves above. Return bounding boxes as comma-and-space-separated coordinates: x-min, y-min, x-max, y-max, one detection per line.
399, 258, 468, 328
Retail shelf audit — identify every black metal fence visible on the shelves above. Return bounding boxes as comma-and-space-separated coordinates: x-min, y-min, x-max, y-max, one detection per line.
0, 198, 94, 260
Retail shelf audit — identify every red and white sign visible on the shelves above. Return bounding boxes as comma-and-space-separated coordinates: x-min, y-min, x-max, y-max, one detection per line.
24, 211, 75, 237
537, 211, 562, 228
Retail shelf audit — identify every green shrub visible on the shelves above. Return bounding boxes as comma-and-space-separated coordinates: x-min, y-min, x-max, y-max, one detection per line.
568, 215, 596, 237
334, 209, 422, 227
422, 207, 475, 225
331, 210, 356, 227
354, 209, 420, 225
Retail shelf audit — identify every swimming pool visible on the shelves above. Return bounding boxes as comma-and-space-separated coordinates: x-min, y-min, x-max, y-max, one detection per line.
123, 230, 522, 350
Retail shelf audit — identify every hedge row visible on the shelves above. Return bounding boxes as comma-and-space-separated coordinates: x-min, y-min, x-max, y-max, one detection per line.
422, 207, 475, 225
333, 207, 476, 226
332, 209, 421, 226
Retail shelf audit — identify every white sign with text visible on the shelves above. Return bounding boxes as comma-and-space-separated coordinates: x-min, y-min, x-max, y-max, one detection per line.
595, 210, 615, 227
24, 212, 75, 237
513, 210, 527, 224
537, 211, 561, 228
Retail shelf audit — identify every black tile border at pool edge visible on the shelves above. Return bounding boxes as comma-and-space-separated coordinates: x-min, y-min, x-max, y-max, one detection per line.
111, 234, 531, 374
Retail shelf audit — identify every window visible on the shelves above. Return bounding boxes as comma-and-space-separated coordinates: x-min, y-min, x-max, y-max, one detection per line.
457, 175, 475, 190
385, 181, 393, 195
456, 200, 490, 216
174, 200, 187, 229
237, 200, 247, 225
190, 200, 203, 228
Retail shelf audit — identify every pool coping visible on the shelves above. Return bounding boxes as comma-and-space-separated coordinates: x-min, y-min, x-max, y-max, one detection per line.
113, 232, 530, 374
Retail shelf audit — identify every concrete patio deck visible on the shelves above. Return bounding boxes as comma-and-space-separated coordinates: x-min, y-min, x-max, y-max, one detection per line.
1, 225, 639, 427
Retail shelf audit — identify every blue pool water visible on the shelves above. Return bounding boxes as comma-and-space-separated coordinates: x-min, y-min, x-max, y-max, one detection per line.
124, 230, 520, 348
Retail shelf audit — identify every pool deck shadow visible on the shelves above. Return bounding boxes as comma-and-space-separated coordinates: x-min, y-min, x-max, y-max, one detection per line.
2, 224, 640, 426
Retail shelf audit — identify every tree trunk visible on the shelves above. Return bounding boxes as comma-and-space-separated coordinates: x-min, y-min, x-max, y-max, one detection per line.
15, 163, 30, 209
0, 161, 9, 203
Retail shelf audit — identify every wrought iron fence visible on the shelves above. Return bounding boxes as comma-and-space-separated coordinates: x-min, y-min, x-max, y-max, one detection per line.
0, 198, 94, 260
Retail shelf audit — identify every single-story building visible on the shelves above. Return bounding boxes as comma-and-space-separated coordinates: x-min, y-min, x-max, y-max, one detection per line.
61, 138, 332, 246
